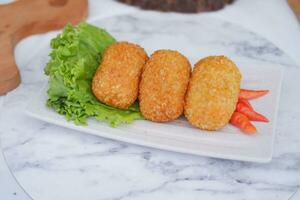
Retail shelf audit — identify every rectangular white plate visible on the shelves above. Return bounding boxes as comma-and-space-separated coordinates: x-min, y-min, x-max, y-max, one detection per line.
25, 61, 283, 163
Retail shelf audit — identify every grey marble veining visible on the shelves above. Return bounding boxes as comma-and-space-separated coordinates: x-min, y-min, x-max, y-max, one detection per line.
92, 14, 293, 67
0, 12, 299, 200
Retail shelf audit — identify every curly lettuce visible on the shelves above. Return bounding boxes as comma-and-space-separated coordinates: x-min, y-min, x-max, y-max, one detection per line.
44, 22, 142, 126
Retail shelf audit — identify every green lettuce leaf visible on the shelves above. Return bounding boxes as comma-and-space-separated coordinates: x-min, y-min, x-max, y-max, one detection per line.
45, 22, 143, 126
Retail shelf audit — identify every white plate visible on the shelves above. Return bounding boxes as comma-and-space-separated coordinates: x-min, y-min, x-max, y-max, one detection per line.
25, 61, 282, 163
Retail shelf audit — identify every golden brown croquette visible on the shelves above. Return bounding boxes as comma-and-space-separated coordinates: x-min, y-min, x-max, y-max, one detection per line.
92, 42, 148, 109
184, 56, 241, 131
139, 50, 191, 122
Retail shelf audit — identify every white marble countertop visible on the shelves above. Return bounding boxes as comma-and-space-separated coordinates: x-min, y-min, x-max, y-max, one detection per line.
1, 0, 300, 200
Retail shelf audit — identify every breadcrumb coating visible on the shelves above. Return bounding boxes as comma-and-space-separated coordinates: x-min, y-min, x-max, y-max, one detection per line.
139, 50, 191, 122
92, 42, 148, 109
184, 56, 241, 131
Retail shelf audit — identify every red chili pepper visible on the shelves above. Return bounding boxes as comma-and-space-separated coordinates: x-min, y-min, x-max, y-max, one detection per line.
236, 102, 269, 122
238, 98, 253, 110
230, 112, 257, 134
239, 89, 269, 100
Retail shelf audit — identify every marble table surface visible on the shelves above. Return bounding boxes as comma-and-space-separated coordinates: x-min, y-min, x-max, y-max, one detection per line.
1, 0, 300, 200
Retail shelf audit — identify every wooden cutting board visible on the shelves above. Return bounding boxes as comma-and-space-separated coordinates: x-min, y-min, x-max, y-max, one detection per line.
288, 0, 300, 22
0, 0, 88, 95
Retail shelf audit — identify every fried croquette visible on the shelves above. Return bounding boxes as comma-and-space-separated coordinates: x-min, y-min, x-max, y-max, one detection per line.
184, 56, 241, 131
92, 42, 148, 109
139, 50, 191, 122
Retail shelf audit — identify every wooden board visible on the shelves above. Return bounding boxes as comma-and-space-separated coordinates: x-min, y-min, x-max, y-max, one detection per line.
0, 0, 88, 95
288, 0, 300, 22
